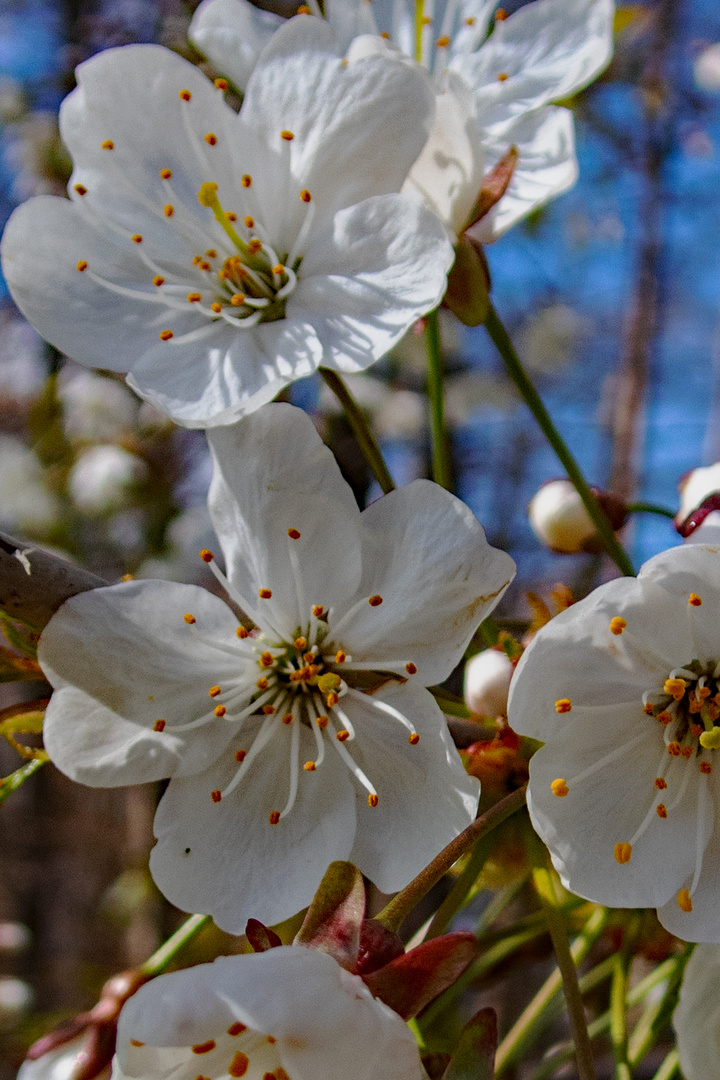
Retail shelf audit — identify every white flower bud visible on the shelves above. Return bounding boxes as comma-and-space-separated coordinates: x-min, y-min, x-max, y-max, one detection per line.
0, 976, 32, 1029
464, 649, 514, 717
68, 445, 148, 514
676, 462, 720, 538
694, 43, 720, 92
528, 479, 626, 555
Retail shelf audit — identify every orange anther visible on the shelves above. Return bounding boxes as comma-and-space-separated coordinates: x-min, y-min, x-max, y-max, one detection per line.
368, 793, 379, 807
268, 811, 281, 825
288, 528, 301, 540
131, 234, 143, 243
304, 761, 316, 771
294, 637, 307, 650
228, 1051, 249, 1077
228, 1023, 246, 1036
259, 588, 272, 599
235, 749, 246, 763
664, 678, 686, 700
405, 663, 417, 675
658, 711, 673, 725
244, 216, 254, 228
153, 275, 165, 286
205, 249, 217, 258
160, 329, 174, 341
237, 626, 248, 638
179, 89, 191, 101
248, 239, 262, 254
227, 212, 237, 221
211, 303, 222, 313
313, 605, 324, 617
551, 778, 569, 797
409, 732, 420, 745
76, 260, 88, 272
495, 7, 508, 18
192, 1042, 216, 1054
280, 130, 294, 141
209, 686, 221, 698
614, 842, 632, 864
260, 651, 274, 667
205, 133, 217, 145
214, 704, 226, 717
187, 292, 202, 303
300, 189, 312, 203
273, 264, 285, 276
689, 592, 703, 606
701, 760, 713, 774
336, 729, 350, 742
282, 713, 293, 725
436, 34, 450, 46
668, 741, 682, 756
164, 204, 174, 217
262, 705, 275, 715
335, 650, 346, 664
326, 691, 339, 707
610, 617, 627, 635
200, 549, 214, 562
214, 78, 229, 90
464, 15, 475, 24
677, 889, 693, 912
130, 1040, 144, 1047
297, 3, 311, 11
101, 139, 114, 150
74, 184, 87, 196
241, 175, 252, 187
211, 789, 222, 802
497, 72, 508, 81
153, 719, 166, 732
368, 595, 383, 607
230, 294, 245, 307
316, 715, 328, 729
184, 613, 196, 624
555, 698, 572, 714
256, 678, 269, 692
656, 803, 667, 818
681, 745, 694, 759
160, 168, 172, 179
655, 777, 667, 789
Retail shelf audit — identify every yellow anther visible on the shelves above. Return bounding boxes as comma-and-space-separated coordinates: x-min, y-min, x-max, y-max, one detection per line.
335, 650, 346, 664
160, 168, 172, 179
259, 588, 272, 599
380, 30, 390, 37
677, 889, 693, 913
318, 672, 341, 694
187, 292, 202, 303
436, 34, 450, 46
555, 698, 572, 713
464, 15, 475, 24
237, 626, 248, 638
551, 778, 569, 797
269, 811, 281, 825
164, 204, 174, 217
198, 182, 219, 207
610, 617, 627, 635
121, 574, 134, 581
300, 189, 312, 203
152, 275, 165, 286
214, 78, 229, 90
227, 212, 237, 221
256, 677, 269, 691
205, 132, 217, 145
326, 691, 339, 707
294, 637, 307, 650
214, 704, 226, 717
664, 678, 686, 700
700, 727, 720, 750
159, 329, 173, 341
153, 719, 166, 732
211, 303, 222, 313
209, 686, 221, 698
260, 651, 274, 667
297, 4, 311, 11
248, 238, 262, 254
304, 761, 316, 771
495, 7, 508, 18
76, 260, 88, 272
689, 592, 703, 606
179, 89, 191, 101
409, 732, 420, 745
614, 842, 632, 864
205, 249, 217, 258
312, 605, 324, 617
368, 793, 379, 807
280, 130, 294, 141
101, 139, 114, 150
421, 14, 431, 24
231, 294, 246, 307
184, 613, 196, 624
131, 234, 143, 243
74, 183, 87, 195
244, 216, 255, 229
241, 175, 252, 187
273, 264, 285, 276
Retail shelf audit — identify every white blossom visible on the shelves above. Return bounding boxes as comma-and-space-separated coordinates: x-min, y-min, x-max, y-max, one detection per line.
464, 648, 513, 717
112, 947, 426, 1080
190, 0, 615, 239
528, 478, 599, 554
1, 18, 453, 428
18, 1035, 109, 1080
509, 542, 720, 942
673, 943, 720, 1080
38, 404, 514, 932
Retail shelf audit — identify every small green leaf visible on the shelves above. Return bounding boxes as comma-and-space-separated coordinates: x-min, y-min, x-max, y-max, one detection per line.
0, 756, 47, 805
443, 1008, 497, 1080
293, 861, 364, 970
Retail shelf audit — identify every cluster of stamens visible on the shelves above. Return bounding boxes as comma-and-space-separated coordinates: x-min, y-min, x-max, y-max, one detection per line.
73, 84, 315, 346
549, 592, 718, 915
151, 534, 420, 826
128, 1020, 290, 1080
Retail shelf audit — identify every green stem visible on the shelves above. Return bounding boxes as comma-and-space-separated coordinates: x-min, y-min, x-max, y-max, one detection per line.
495, 906, 609, 1075
426, 309, 452, 490
483, 302, 635, 577
610, 951, 633, 1080
424, 831, 498, 939
628, 946, 692, 1068
651, 1050, 680, 1080
375, 785, 527, 933
626, 501, 675, 519
527, 956, 681, 1080
140, 914, 211, 978
526, 832, 597, 1080
319, 368, 395, 494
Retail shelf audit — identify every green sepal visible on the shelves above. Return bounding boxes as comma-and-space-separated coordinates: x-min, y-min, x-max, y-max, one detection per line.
443, 1007, 497, 1080
0, 756, 47, 805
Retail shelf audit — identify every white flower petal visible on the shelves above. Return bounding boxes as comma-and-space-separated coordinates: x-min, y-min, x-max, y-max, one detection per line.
343, 479, 515, 685
674, 944, 720, 1080
39, 581, 245, 786
241, 16, 436, 221
657, 807, 720, 942
149, 722, 356, 933
207, 403, 363, 631
527, 705, 700, 909
116, 949, 425, 1080
469, 106, 577, 243
345, 682, 479, 891
403, 73, 486, 235
19, 1035, 110, 1080
451, 0, 614, 130
296, 194, 454, 371
189, 0, 284, 92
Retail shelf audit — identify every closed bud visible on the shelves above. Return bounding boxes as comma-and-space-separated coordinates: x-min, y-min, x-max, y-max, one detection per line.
676, 463, 720, 540
528, 479, 627, 554
464, 649, 514, 718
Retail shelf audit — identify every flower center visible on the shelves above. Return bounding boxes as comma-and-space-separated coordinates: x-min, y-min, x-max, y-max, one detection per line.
72, 93, 316, 347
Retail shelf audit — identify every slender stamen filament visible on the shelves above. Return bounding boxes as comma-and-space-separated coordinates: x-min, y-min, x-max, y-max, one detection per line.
221, 714, 279, 798
345, 687, 418, 738
165, 683, 254, 733
279, 712, 301, 819
331, 703, 356, 742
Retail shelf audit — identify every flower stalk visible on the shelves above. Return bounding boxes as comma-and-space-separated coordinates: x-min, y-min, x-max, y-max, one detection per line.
319, 367, 395, 494
426, 309, 452, 490
483, 302, 635, 577
139, 913, 211, 978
